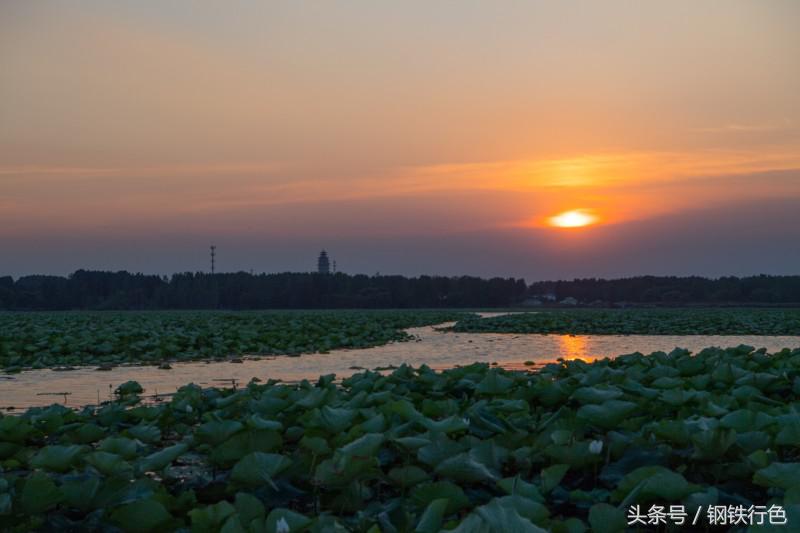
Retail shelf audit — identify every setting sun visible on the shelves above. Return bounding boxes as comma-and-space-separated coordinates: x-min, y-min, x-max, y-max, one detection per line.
548, 209, 599, 228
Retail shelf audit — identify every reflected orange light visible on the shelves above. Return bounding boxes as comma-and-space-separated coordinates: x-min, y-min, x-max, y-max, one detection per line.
548, 209, 599, 228
557, 335, 595, 362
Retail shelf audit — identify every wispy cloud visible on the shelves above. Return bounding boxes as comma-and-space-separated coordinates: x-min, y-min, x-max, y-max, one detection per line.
692, 119, 795, 134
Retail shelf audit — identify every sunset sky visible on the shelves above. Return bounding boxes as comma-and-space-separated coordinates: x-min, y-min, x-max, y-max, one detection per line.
2, 1, 799, 280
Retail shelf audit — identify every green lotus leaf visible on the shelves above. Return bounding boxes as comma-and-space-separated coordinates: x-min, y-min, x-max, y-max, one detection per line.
314, 453, 380, 487
775, 417, 800, 446
127, 424, 162, 444
299, 435, 331, 456
435, 451, 498, 483
251, 396, 290, 417
387, 399, 424, 422
417, 434, 465, 467
736, 431, 772, 454
210, 429, 283, 466
476, 370, 515, 395
234, 492, 265, 527
294, 387, 334, 409
339, 433, 384, 457
576, 400, 637, 429
388, 465, 430, 488
571, 386, 623, 404
30, 444, 86, 472
691, 428, 737, 460
753, 462, 800, 490
196, 420, 245, 446
0, 442, 21, 460
0, 493, 10, 515
246, 415, 283, 432
659, 389, 696, 406
189, 500, 237, 533
549, 429, 573, 445
220, 515, 246, 533
230, 452, 292, 488
719, 409, 774, 432
415, 498, 449, 533
649, 377, 683, 390
111, 498, 172, 533
421, 415, 469, 434
66, 423, 106, 444
316, 406, 357, 434
138, 442, 188, 472
648, 419, 690, 446
359, 413, 386, 433
99, 436, 140, 459
450, 497, 548, 532
21, 471, 63, 514
541, 464, 570, 494
498, 475, 545, 503
588, 503, 627, 533
91, 478, 157, 508
116, 381, 144, 396
410, 481, 470, 515
785, 487, 800, 506
392, 436, 431, 450
265, 508, 312, 533
60, 474, 101, 511
85, 451, 134, 478
613, 466, 696, 504
544, 441, 603, 469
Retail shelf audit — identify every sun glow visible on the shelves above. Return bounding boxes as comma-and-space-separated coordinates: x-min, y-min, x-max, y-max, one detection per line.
557, 335, 596, 362
548, 209, 598, 228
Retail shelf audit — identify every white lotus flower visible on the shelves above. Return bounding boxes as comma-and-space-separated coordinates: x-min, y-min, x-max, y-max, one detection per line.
589, 440, 603, 454
276, 517, 290, 533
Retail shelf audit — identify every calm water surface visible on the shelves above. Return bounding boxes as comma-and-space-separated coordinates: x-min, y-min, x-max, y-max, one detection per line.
2, 318, 799, 409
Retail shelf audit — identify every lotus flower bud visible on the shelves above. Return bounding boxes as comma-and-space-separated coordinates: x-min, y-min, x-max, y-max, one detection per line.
589, 440, 603, 454
276, 517, 290, 533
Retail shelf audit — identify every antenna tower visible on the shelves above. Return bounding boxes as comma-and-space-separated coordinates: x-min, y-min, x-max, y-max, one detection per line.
210, 245, 216, 274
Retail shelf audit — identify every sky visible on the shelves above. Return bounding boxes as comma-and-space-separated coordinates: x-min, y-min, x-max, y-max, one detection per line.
1, 1, 799, 280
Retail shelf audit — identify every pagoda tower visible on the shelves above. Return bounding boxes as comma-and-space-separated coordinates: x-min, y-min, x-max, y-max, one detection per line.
317, 250, 330, 274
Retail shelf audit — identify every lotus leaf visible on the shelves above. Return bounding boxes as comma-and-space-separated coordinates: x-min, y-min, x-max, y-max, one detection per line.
753, 462, 800, 490
138, 442, 188, 472
110, 498, 172, 533
234, 492, 265, 526
449, 497, 548, 532
189, 500, 237, 533
587, 503, 626, 533
435, 451, 498, 483
3, 340, 800, 531
196, 420, 245, 446
21, 471, 63, 514
540, 464, 569, 494
576, 400, 637, 429
613, 466, 696, 504
265, 508, 312, 533
389, 465, 429, 488
85, 451, 134, 478
231, 452, 292, 488
30, 444, 86, 472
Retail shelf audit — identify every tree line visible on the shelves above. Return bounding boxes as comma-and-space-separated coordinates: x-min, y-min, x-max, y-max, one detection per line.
529, 275, 800, 305
0, 270, 527, 310
0, 271, 798, 310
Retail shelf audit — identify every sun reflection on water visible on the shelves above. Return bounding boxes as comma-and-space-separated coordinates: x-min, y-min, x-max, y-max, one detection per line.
557, 335, 596, 362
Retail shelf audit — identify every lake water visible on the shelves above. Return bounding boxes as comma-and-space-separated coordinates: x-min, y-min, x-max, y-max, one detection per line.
2, 319, 799, 410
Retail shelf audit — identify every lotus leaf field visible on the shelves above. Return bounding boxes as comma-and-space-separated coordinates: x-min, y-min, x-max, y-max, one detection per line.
452, 308, 800, 336
0, 311, 466, 371
1, 345, 799, 531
